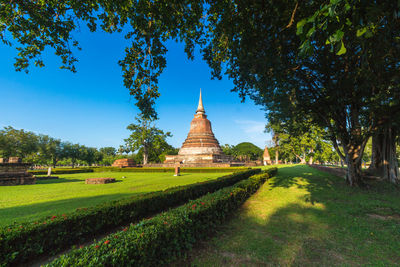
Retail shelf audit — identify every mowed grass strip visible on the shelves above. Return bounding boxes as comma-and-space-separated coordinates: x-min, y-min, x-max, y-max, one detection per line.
188, 165, 400, 266
0, 172, 228, 226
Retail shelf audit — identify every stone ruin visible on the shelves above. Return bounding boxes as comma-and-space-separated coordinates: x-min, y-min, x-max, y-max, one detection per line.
112, 158, 136, 168
164, 90, 232, 167
0, 157, 36, 186
85, 177, 116, 184
263, 146, 272, 165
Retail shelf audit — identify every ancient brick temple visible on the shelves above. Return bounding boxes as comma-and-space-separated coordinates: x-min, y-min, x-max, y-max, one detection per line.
164, 90, 232, 166
112, 158, 136, 168
263, 146, 272, 165
0, 157, 36, 185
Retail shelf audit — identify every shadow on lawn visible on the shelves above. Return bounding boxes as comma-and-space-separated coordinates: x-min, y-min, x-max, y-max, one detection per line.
36, 178, 83, 184
36, 178, 123, 185
0, 193, 140, 227
187, 165, 400, 267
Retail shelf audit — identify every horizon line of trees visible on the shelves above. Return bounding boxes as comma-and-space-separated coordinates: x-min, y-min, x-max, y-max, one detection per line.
0, 126, 120, 168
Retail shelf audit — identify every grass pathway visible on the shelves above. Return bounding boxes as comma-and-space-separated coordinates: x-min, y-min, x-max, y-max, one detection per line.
188, 165, 400, 266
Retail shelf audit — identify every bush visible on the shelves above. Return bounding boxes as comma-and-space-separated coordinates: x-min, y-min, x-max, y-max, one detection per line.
47, 168, 277, 266
28, 167, 250, 175
92, 167, 250, 173
0, 169, 261, 266
28, 168, 94, 175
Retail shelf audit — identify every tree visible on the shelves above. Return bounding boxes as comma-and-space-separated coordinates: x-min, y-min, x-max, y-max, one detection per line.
268, 120, 338, 165
63, 142, 82, 168
3, 1, 399, 185
81, 147, 102, 166
37, 135, 64, 167
99, 147, 117, 157
124, 115, 172, 165
0, 126, 38, 161
233, 142, 263, 161
221, 144, 235, 158
200, 1, 400, 186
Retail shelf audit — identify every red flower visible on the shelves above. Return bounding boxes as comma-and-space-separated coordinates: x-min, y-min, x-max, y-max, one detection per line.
95, 245, 100, 249
114, 235, 119, 239
79, 245, 84, 249
230, 192, 233, 196
104, 240, 110, 245
201, 202, 205, 206
7, 228, 11, 232
51, 215, 57, 219
62, 214, 66, 217
163, 221, 168, 225
43, 221, 47, 225
19, 225, 23, 229
122, 227, 128, 232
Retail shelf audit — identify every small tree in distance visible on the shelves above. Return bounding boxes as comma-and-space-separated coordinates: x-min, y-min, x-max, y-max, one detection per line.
124, 115, 172, 165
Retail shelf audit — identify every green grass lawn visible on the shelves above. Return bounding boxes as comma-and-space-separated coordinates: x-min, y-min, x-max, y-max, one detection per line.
187, 165, 400, 266
0, 171, 229, 227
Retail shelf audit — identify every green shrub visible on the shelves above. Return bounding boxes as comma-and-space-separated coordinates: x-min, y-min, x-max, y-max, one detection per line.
0, 169, 261, 266
28, 168, 94, 175
92, 167, 250, 173
28, 167, 250, 175
47, 168, 277, 266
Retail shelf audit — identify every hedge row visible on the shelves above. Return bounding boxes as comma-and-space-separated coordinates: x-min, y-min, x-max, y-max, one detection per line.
28, 167, 250, 175
0, 169, 260, 266
92, 167, 250, 173
29, 168, 94, 175
47, 167, 277, 266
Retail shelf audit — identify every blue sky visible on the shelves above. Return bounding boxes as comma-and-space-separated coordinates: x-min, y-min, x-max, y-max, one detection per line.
0, 27, 271, 149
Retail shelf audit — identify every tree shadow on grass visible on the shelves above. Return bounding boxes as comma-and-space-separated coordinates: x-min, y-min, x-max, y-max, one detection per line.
186, 165, 400, 267
36, 178, 83, 184
36, 178, 123, 185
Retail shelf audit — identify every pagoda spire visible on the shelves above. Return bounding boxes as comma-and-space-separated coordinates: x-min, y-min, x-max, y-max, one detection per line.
196, 88, 205, 114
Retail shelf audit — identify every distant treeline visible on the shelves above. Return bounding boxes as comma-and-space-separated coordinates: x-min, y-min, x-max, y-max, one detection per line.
0, 126, 176, 168
0, 126, 127, 167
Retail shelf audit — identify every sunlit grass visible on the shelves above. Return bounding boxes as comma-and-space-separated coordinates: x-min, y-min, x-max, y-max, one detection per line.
0, 171, 229, 226
187, 165, 400, 266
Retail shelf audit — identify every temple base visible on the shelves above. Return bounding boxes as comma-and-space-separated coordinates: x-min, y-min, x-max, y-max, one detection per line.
164, 153, 233, 164
0, 163, 35, 186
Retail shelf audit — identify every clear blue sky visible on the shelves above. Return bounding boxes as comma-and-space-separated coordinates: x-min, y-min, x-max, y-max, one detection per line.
0, 27, 271, 149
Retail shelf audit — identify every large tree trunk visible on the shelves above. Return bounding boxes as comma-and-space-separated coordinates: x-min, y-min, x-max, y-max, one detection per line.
275, 147, 279, 164
369, 132, 383, 172
334, 138, 367, 187
382, 127, 399, 183
346, 154, 363, 186
369, 126, 399, 183
308, 148, 314, 165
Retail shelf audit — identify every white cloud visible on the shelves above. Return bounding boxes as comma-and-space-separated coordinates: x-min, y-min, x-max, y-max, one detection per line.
234, 120, 271, 147
234, 120, 266, 133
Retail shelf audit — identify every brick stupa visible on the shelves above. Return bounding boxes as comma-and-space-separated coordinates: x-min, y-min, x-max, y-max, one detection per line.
164, 90, 232, 166
263, 146, 272, 165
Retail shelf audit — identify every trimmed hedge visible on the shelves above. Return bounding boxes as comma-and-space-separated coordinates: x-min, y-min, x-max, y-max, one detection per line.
47, 167, 277, 266
92, 167, 250, 173
0, 169, 260, 266
29, 168, 94, 175
28, 167, 250, 175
